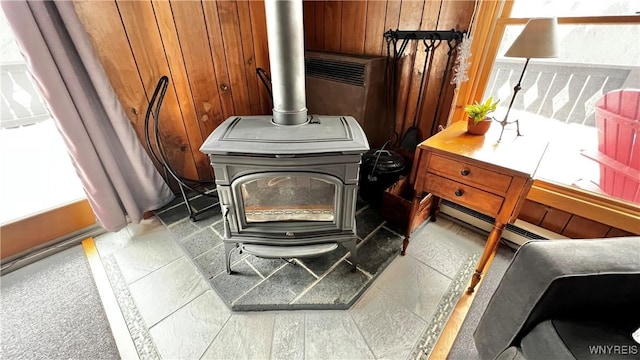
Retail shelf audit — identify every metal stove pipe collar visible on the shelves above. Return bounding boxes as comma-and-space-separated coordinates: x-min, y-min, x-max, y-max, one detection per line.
264, 0, 308, 125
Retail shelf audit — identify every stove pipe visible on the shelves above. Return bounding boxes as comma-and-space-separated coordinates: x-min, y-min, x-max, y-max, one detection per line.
264, 0, 308, 125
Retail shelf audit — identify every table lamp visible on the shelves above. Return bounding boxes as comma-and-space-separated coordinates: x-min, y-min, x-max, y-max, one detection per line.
497, 17, 560, 142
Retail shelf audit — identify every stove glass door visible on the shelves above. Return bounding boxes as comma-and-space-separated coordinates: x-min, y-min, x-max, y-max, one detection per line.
239, 174, 337, 223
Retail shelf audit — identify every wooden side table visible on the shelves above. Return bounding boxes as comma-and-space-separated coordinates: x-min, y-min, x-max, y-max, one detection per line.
404, 120, 548, 293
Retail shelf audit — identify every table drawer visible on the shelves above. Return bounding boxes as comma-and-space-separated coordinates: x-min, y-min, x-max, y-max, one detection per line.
425, 173, 503, 217
428, 154, 512, 194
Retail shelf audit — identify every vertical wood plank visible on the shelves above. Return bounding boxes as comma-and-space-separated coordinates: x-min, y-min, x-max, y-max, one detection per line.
303, 0, 317, 49
152, 0, 213, 179
73, 1, 145, 136
217, 1, 251, 115
363, 0, 388, 56
393, 0, 426, 142
380, 0, 402, 147
401, 0, 441, 144
606, 227, 635, 237
324, 1, 342, 52
116, 0, 202, 179
170, 1, 228, 142
314, 1, 326, 50
562, 215, 610, 239
416, 0, 450, 139
381, 0, 402, 56
517, 200, 548, 226
198, 1, 236, 124
540, 208, 572, 234
418, 0, 475, 137
237, 0, 263, 115
74, 0, 194, 182
340, 1, 367, 54
249, 0, 271, 114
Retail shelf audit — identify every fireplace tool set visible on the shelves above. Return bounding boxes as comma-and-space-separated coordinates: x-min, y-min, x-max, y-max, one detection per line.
384, 29, 465, 150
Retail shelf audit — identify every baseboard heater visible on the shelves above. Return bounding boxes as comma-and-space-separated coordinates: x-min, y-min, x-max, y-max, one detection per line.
439, 200, 568, 247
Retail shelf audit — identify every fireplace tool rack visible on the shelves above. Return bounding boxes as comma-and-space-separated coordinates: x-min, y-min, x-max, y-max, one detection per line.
383, 29, 465, 149
144, 76, 219, 221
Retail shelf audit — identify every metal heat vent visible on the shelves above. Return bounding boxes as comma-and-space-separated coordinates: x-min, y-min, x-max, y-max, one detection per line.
304, 51, 389, 148
305, 58, 365, 87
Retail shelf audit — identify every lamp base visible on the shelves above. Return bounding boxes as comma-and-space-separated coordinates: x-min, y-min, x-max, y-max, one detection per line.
494, 117, 522, 143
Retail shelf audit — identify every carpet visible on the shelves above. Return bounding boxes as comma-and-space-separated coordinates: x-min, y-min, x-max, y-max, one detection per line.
155, 194, 405, 311
0, 245, 120, 359
410, 252, 481, 359
447, 244, 515, 359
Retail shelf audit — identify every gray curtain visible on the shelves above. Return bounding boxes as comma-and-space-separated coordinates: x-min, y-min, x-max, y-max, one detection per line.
1, 1, 174, 231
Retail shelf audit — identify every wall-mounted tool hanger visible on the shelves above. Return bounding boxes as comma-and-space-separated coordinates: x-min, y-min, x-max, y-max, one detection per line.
384, 29, 465, 149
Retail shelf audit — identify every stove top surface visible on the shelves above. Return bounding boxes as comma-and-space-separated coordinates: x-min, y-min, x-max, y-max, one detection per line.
200, 115, 369, 156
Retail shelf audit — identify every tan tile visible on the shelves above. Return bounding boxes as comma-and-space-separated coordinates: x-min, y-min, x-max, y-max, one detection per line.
150, 290, 230, 360
305, 311, 374, 359
200, 313, 275, 359
350, 287, 426, 359
129, 257, 209, 327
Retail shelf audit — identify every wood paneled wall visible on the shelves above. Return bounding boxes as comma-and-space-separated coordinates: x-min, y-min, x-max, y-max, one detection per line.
74, 0, 271, 181
74, 0, 474, 184
518, 200, 638, 238
303, 0, 475, 146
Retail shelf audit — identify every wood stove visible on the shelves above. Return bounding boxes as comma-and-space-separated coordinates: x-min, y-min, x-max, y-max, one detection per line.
200, 0, 369, 273
201, 115, 368, 273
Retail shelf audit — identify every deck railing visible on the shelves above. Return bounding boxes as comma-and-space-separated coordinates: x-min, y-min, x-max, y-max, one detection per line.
1, 61, 50, 129
485, 59, 639, 127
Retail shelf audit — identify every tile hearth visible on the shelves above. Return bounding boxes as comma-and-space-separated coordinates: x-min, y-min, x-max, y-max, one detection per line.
155, 193, 403, 311
94, 190, 494, 359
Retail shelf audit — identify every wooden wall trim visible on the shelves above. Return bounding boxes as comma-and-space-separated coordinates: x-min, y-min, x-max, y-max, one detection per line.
527, 180, 640, 234
450, 0, 511, 124
0, 200, 96, 260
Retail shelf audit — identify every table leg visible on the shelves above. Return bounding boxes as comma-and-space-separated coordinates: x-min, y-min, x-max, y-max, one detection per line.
467, 222, 505, 293
401, 191, 424, 256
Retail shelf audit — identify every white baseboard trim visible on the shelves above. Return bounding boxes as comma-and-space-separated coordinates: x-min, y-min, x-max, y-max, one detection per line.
439, 201, 567, 247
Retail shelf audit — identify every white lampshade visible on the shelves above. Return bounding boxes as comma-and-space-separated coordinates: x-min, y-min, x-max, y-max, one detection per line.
505, 18, 559, 59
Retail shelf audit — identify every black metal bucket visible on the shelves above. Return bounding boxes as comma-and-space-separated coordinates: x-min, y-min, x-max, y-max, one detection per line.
359, 149, 406, 205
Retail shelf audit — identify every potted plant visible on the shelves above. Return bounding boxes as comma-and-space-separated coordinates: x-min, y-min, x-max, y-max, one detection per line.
464, 97, 499, 135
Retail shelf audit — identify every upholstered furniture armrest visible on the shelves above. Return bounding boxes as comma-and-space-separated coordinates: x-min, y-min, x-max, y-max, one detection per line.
473, 237, 640, 360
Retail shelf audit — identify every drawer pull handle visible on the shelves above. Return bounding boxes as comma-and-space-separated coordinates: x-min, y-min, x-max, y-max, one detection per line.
454, 189, 464, 197
460, 169, 470, 176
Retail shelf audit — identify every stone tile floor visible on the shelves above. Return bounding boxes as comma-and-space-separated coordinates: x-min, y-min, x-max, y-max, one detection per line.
94, 192, 490, 360
155, 195, 402, 311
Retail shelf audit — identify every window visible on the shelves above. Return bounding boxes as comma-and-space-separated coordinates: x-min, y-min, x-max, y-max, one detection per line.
453, 0, 640, 232
511, 0, 637, 17
1, 9, 86, 225
485, 22, 640, 201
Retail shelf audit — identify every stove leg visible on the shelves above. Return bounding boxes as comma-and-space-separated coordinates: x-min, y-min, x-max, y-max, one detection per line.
224, 242, 237, 274
343, 239, 358, 272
